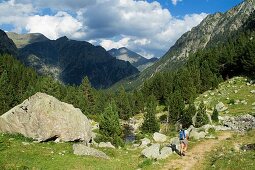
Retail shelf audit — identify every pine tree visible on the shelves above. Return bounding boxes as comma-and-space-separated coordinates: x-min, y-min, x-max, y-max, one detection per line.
182, 102, 196, 128
211, 107, 219, 123
167, 90, 185, 124
195, 102, 209, 127
99, 100, 123, 147
116, 86, 132, 120
141, 95, 160, 133
0, 70, 12, 114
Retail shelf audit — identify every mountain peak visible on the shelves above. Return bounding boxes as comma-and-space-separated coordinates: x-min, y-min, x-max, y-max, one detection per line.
56, 36, 68, 42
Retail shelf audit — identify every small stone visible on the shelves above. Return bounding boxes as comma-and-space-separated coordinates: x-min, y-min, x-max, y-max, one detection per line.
153, 132, 167, 143
250, 90, 255, 94
234, 90, 238, 94
22, 142, 30, 146
98, 142, 115, 149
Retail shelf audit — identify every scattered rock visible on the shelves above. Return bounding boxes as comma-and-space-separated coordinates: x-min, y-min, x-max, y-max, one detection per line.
139, 138, 151, 148
222, 114, 255, 132
252, 102, 255, 106
73, 143, 109, 159
250, 90, 255, 94
215, 102, 228, 112
0, 92, 92, 142
234, 90, 238, 94
141, 144, 160, 159
153, 132, 167, 143
189, 130, 206, 140
22, 142, 30, 146
158, 147, 172, 159
98, 142, 115, 149
234, 100, 240, 105
241, 143, 255, 151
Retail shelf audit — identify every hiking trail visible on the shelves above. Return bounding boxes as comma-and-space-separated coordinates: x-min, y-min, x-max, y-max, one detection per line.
162, 131, 232, 170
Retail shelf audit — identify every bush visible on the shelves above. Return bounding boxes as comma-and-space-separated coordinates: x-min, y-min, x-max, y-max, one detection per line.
138, 159, 153, 168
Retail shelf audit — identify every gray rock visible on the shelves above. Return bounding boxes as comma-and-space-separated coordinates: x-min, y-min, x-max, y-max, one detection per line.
139, 138, 151, 148
153, 132, 167, 143
0, 92, 92, 142
250, 90, 255, 94
158, 147, 172, 159
252, 102, 255, 106
73, 143, 109, 159
222, 114, 255, 132
22, 142, 30, 146
215, 102, 228, 112
141, 144, 160, 159
189, 130, 206, 140
98, 142, 115, 149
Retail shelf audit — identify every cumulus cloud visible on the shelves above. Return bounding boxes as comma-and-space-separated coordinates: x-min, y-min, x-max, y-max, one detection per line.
172, 0, 182, 5
26, 12, 85, 39
0, 0, 207, 58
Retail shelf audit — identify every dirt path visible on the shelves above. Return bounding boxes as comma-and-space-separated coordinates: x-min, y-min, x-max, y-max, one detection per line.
162, 132, 232, 170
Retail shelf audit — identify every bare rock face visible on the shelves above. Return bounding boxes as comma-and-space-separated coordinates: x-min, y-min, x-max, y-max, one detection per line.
0, 92, 92, 142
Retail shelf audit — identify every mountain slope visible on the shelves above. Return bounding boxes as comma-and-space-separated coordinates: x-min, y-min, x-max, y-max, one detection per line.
108, 47, 158, 71
0, 30, 18, 56
18, 36, 139, 88
7, 32, 49, 48
117, 0, 255, 90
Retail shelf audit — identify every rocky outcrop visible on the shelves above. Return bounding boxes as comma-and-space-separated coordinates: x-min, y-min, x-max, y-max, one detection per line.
73, 143, 109, 159
222, 114, 255, 131
0, 92, 92, 142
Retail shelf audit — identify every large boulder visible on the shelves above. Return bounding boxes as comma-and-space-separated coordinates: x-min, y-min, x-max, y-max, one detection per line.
73, 143, 109, 159
158, 147, 172, 159
141, 143, 160, 159
0, 92, 92, 142
153, 132, 167, 143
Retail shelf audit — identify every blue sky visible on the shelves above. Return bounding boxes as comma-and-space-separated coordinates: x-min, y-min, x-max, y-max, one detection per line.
0, 0, 243, 58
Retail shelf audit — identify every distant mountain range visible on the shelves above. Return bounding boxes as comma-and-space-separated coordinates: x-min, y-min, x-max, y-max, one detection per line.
112, 0, 255, 90
0, 30, 139, 88
108, 47, 158, 71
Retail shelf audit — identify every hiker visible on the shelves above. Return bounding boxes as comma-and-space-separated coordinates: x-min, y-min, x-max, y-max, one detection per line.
179, 124, 188, 156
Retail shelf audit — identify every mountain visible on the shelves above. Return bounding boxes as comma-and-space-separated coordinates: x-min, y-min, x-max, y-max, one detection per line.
7, 32, 49, 48
108, 47, 158, 71
115, 0, 255, 90
0, 30, 18, 56
18, 36, 139, 88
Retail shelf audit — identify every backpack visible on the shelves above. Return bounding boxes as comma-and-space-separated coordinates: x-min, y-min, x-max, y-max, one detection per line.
179, 129, 186, 140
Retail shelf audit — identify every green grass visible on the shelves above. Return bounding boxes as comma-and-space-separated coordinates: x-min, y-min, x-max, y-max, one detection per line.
195, 76, 255, 116
0, 133, 170, 170
199, 130, 255, 170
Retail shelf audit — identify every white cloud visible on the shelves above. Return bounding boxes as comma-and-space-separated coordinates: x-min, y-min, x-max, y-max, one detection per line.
172, 0, 182, 5
0, 0, 207, 58
26, 12, 85, 40
100, 37, 131, 50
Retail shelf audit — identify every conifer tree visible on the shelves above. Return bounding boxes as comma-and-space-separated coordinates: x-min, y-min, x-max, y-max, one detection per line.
141, 95, 160, 133
211, 107, 219, 123
195, 102, 209, 127
182, 102, 196, 128
99, 100, 123, 146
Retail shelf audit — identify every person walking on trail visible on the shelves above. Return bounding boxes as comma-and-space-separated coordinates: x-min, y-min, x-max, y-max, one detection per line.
179, 124, 188, 156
